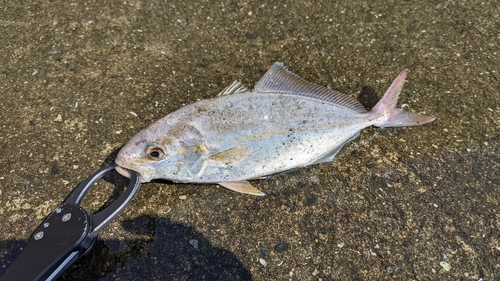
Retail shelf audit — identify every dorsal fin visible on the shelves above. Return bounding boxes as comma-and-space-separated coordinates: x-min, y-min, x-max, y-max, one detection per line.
253, 62, 367, 113
217, 80, 248, 96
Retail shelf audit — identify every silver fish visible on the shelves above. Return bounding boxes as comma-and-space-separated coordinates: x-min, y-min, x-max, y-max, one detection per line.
115, 62, 435, 195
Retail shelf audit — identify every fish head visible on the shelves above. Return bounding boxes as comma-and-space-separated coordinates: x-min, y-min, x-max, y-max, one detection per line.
115, 128, 185, 183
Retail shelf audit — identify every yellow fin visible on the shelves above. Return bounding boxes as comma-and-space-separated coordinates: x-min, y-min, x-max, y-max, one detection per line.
208, 146, 252, 166
219, 181, 266, 196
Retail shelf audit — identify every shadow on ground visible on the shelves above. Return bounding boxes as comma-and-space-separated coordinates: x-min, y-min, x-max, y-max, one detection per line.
1, 215, 252, 280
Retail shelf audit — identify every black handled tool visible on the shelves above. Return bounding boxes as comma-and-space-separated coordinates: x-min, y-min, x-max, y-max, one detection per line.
0, 165, 141, 281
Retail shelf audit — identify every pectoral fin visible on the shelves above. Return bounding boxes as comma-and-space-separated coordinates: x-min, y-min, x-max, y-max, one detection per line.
219, 181, 266, 196
207, 146, 252, 166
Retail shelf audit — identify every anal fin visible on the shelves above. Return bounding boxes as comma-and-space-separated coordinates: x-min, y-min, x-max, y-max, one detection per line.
311, 132, 359, 165
219, 181, 266, 196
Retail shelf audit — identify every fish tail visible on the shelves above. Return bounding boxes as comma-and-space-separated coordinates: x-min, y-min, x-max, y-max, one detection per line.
370, 69, 435, 128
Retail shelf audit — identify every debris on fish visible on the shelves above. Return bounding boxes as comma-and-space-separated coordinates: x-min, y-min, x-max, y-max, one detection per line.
115, 62, 435, 195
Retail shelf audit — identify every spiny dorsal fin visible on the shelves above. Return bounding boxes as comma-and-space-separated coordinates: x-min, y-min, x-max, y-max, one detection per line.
254, 62, 367, 113
217, 80, 248, 96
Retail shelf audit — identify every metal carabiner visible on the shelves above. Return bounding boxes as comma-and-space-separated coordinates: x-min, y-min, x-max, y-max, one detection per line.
1, 165, 141, 281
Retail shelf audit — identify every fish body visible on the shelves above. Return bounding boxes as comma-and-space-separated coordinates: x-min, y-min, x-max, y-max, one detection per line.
116, 63, 435, 195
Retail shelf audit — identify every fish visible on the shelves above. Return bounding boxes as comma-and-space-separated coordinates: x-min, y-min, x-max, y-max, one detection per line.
115, 62, 435, 195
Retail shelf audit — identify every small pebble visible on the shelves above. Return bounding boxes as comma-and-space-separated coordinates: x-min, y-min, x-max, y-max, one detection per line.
440, 252, 448, 260
439, 261, 451, 271
337, 242, 345, 248
189, 239, 199, 249
259, 258, 267, 267
325, 191, 336, 198
275, 243, 289, 252
386, 266, 398, 275
259, 245, 269, 258
179, 195, 187, 200
310, 175, 320, 184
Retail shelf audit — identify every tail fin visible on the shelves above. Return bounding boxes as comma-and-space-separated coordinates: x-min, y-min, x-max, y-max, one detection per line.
371, 69, 435, 128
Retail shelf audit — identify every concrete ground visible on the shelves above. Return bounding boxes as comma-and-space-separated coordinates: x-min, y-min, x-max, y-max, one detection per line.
1, 0, 499, 280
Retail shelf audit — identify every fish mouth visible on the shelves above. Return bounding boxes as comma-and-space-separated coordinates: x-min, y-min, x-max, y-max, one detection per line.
115, 165, 132, 179
115, 164, 154, 183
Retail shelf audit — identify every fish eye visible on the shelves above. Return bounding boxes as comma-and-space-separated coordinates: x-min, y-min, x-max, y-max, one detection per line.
145, 144, 166, 161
